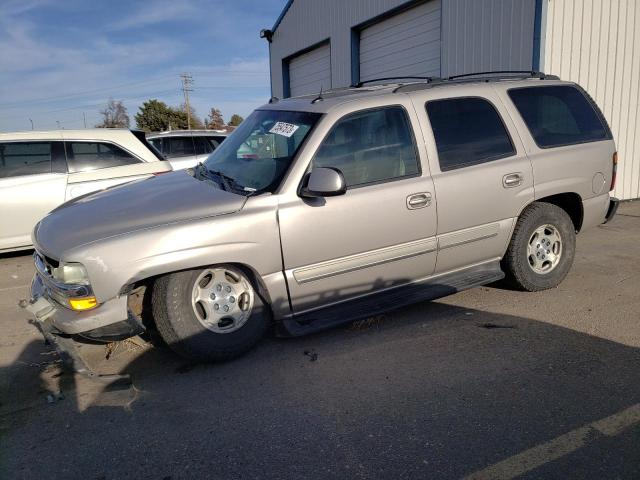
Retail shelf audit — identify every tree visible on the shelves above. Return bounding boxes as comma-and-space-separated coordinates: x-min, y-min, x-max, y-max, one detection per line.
228, 114, 244, 127
135, 99, 173, 132
179, 103, 204, 129
206, 108, 225, 130
96, 98, 130, 128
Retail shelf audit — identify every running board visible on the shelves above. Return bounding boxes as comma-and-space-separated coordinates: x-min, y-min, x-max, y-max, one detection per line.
278, 262, 505, 337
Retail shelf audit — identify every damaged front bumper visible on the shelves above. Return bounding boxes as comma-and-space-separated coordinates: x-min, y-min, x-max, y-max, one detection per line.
22, 272, 144, 376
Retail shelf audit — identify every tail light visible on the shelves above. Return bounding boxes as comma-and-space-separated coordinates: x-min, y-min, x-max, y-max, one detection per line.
610, 152, 618, 191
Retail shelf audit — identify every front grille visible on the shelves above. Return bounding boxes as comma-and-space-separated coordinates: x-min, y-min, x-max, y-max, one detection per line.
33, 251, 92, 304
34, 251, 58, 276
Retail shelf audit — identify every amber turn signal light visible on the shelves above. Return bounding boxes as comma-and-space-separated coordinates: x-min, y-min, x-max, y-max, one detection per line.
69, 296, 98, 311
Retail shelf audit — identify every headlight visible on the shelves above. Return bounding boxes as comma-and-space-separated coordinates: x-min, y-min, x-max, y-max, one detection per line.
52, 263, 90, 285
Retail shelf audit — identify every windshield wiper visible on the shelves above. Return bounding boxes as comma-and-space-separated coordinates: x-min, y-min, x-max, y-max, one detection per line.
197, 163, 258, 196
194, 163, 228, 191
208, 168, 256, 195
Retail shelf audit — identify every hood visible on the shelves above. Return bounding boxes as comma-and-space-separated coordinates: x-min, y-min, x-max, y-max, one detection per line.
35, 170, 246, 256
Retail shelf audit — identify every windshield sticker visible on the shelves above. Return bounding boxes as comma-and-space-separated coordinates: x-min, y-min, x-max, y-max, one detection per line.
269, 122, 299, 138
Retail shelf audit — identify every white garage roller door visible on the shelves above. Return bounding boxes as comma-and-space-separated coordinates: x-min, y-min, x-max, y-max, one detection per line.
359, 0, 441, 83
288, 43, 331, 97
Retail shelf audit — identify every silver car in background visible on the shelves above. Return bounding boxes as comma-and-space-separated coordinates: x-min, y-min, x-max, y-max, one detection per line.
0, 129, 171, 252
23, 73, 619, 370
147, 130, 227, 170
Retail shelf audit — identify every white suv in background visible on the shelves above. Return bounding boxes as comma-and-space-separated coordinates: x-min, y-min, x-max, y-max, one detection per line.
147, 130, 227, 170
0, 129, 172, 252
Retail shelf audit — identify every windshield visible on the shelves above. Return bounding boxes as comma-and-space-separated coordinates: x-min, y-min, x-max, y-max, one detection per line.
203, 109, 321, 194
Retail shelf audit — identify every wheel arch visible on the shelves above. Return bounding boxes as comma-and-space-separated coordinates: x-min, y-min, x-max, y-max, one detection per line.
520, 192, 584, 233
123, 262, 279, 328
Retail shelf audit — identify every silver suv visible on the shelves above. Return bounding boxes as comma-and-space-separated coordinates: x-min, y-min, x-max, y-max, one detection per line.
23, 73, 619, 368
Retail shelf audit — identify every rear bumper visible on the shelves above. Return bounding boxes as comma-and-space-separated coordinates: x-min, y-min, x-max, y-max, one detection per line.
603, 197, 620, 224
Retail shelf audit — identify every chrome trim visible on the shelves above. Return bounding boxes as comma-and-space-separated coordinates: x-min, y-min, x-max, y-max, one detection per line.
293, 237, 437, 284
33, 252, 92, 299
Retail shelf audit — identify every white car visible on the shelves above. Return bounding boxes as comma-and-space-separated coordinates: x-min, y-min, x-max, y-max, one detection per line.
0, 129, 172, 252
147, 130, 227, 170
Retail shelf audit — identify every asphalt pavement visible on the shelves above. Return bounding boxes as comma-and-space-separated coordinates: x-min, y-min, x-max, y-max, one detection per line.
1, 202, 639, 480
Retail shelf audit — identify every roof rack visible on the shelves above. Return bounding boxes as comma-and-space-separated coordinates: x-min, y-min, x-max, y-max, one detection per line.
393, 70, 559, 93
352, 76, 438, 88
446, 70, 555, 80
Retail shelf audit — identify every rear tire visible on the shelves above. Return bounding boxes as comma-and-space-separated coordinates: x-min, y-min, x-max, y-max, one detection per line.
502, 202, 576, 291
152, 265, 270, 361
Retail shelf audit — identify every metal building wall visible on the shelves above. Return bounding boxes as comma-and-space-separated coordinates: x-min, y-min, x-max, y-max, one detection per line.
269, 0, 420, 99
441, 0, 536, 76
269, 0, 536, 98
543, 0, 640, 200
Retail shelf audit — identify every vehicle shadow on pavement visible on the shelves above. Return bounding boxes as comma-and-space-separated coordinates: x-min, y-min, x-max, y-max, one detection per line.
2, 296, 640, 480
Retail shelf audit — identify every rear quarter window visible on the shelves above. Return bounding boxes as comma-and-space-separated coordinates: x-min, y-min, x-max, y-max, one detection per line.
508, 85, 611, 148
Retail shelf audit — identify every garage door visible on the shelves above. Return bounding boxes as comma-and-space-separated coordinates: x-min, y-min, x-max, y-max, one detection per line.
288, 43, 331, 97
359, 0, 441, 83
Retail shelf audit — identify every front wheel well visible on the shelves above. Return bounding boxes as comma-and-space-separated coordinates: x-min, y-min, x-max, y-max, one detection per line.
530, 193, 583, 232
125, 263, 274, 332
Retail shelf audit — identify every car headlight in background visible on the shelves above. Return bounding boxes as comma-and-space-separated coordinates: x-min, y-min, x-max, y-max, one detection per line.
52, 263, 90, 285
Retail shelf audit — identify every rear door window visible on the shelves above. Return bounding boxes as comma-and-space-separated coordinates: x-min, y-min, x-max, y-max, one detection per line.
426, 97, 515, 171
508, 85, 610, 148
194, 136, 214, 155
164, 136, 195, 157
0, 142, 52, 178
65, 142, 140, 173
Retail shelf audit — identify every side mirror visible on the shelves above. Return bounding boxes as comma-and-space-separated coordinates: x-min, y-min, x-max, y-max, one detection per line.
301, 167, 346, 198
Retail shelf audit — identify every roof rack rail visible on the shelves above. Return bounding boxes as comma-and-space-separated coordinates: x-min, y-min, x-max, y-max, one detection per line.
446, 70, 555, 80
393, 70, 559, 93
352, 76, 438, 88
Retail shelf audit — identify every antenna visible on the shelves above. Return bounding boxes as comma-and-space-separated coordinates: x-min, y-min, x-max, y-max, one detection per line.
311, 85, 324, 104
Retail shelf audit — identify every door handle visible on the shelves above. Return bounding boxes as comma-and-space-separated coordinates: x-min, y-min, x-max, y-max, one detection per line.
503, 173, 523, 188
406, 192, 432, 210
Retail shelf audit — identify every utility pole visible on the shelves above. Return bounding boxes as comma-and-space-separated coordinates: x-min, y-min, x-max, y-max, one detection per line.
29, 118, 33, 130
180, 73, 193, 130
56, 120, 60, 129
83, 112, 87, 128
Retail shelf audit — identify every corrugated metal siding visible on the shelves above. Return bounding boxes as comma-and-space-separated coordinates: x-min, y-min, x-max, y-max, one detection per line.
543, 0, 640, 200
441, 0, 536, 76
359, 1, 441, 81
270, 0, 440, 98
289, 43, 332, 96
270, 0, 536, 98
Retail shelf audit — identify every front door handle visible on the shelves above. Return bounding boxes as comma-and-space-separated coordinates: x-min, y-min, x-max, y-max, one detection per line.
406, 192, 432, 210
503, 173, 523, 188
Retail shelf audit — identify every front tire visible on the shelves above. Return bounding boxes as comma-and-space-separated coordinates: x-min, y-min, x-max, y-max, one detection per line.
152, 265, 270, 361
502, 202, 576, 291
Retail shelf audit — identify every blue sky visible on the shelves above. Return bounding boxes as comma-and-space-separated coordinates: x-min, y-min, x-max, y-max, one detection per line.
0, 0, 285, 131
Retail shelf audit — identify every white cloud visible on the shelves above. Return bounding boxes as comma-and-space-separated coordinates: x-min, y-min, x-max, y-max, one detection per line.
107, 0, 200, 30
0, 1, 273, 131
0, 0, 53, 16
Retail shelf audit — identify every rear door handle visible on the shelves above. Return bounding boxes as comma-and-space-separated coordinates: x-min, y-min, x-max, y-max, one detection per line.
406, 192, 432, 210
503, 173, 523, 188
